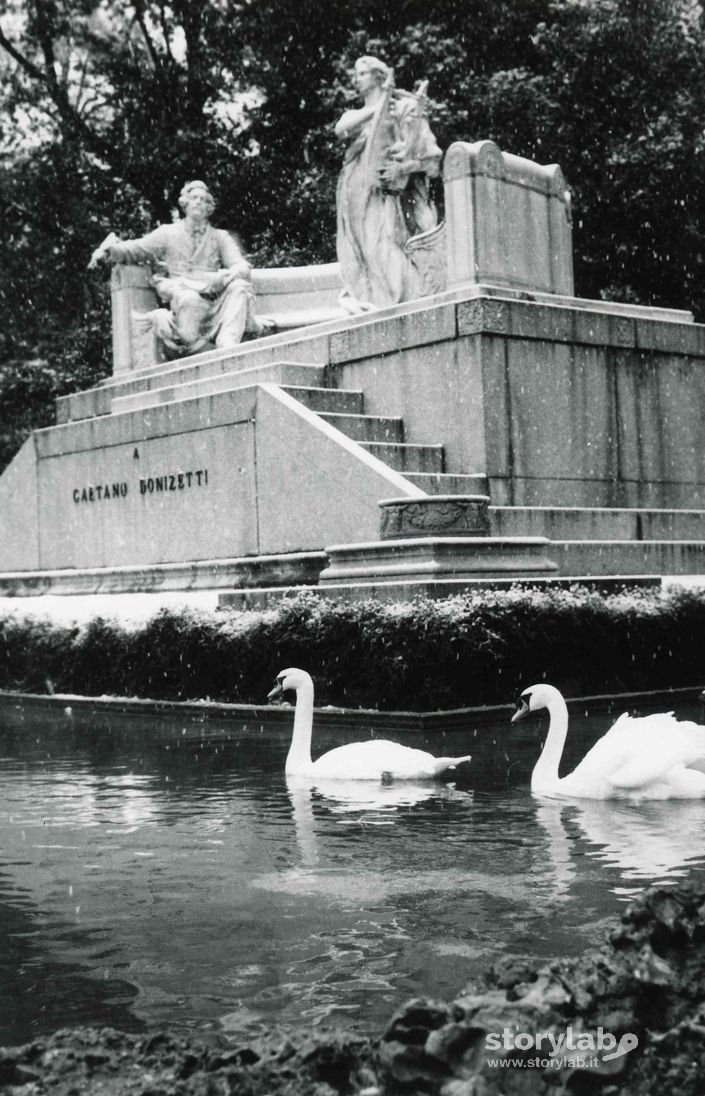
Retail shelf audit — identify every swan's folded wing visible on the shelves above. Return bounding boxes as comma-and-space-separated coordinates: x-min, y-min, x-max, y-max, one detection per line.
568, 713, 648, 783
608, 718, 705, 789
609, 753, 678, 789
676, 721, 705, 771
568, 713, 704, 791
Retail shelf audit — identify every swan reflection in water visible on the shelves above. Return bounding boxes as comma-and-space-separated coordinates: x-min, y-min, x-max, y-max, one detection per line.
253, 778, 577, 914
285, 774, 463, 867
534, 795, 705, 893
289, 774, 449, 814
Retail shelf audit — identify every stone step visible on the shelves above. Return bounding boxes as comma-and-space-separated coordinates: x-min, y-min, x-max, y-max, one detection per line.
551, 539, 705, 576
0, 551, 328, 597
320, 412, 404, 444
109, 362, 327, 416
491, 505, 705, 542
405, 472, 490, 495
279, 386, 365, 415
56, 355, 331, 422
360, 442, 445, 474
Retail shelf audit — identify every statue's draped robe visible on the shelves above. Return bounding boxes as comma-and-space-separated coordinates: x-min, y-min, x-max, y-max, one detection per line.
335, 108, 414, 309
335, 101, 441, 310
109, 222, 257, 355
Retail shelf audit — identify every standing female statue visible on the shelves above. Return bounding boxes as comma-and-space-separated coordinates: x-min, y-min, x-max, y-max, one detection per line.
334, 56, 443, 311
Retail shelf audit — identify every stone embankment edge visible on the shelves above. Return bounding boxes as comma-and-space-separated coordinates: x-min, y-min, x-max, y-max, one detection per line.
0, 684, 702, 732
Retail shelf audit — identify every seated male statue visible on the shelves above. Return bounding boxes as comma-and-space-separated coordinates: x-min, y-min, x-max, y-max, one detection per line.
89, 180, 271, 357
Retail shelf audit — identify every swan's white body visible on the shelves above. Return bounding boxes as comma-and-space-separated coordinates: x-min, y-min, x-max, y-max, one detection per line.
269, 668, 472, 781
512, 683, 705, 800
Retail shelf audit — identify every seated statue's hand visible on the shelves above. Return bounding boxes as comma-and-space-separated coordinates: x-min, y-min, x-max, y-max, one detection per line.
208, 271, 228, 293
87, 246, 108, 270
87, 231, 119, 270
221, 261, 251, 287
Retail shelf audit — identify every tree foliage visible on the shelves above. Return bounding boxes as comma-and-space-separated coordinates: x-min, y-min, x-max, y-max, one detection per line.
1, 0, 705, 469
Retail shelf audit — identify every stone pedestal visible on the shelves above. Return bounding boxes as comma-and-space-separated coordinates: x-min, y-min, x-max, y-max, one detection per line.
319, 536, 557, 586
317, 494, 556, 586
5, 258, 705, 600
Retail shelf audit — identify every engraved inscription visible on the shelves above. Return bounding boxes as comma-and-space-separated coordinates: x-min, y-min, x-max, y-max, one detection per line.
72, 468, 209, 505
140, 469, 209, 494
73, 482, 128, 503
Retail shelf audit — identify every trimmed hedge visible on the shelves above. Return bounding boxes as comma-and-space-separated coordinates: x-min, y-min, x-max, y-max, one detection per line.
0, 586, 703, 710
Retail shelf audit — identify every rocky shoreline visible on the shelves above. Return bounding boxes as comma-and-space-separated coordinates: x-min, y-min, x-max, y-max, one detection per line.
2, 884, 705, 1095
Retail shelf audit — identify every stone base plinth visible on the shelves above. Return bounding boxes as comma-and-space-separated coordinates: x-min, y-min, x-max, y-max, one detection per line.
0, 551, 326, 597
318, 536, 557, 586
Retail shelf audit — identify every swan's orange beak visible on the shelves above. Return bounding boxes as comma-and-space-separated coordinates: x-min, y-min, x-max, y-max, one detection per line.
267, 681, 284, 701
511, 697, 530, 723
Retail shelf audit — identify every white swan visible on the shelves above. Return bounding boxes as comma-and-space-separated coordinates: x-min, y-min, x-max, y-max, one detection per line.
512, 683, 705, 800
268, 667, 472, 780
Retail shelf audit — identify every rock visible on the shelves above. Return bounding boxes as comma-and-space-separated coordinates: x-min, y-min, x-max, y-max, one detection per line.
382, 999, 451, 1045
4, 885, 705, 1095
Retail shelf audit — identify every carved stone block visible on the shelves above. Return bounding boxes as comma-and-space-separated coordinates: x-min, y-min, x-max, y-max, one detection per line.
457, 299, 508, 336
379, 495, 491, 539
406, 221, 448, 296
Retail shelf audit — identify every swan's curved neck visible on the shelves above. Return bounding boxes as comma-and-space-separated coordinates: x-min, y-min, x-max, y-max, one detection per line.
532, 692, 569, 791
284, 678, 315, 775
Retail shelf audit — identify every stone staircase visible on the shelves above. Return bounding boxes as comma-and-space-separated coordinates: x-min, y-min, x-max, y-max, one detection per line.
107, 362, 329, 417
53, 356, 705, 601
117, 365, 458, 486
97, 363, 487, 498
262, 368, 705, 591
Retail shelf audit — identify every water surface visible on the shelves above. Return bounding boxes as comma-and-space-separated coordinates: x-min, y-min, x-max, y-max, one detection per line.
1, 699, 704, 1046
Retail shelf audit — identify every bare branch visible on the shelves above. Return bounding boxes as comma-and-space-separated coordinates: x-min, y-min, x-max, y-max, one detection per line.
0, 18, 50, 85
0, 3, 121, 177
128, 0, 162, 70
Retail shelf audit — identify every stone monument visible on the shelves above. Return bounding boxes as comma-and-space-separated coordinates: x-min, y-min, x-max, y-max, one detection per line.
2, 107, 704, 602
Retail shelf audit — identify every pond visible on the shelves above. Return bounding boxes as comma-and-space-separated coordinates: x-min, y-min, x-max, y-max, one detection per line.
1, 697, 705, 1048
